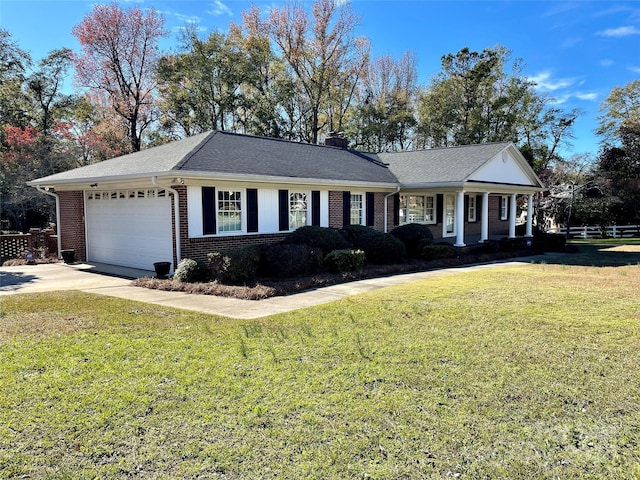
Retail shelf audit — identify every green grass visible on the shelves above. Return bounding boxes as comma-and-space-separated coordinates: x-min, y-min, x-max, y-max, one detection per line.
1, 243, 639, 478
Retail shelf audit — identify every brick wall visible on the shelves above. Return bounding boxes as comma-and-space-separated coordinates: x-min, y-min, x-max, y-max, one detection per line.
181, 233, 289, 265
328, 191, 343, 228
488, 194, 509, 237
58, 191, 86, 260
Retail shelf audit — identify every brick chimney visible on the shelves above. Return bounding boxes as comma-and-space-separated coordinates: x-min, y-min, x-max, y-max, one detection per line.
325, 131, 348, 149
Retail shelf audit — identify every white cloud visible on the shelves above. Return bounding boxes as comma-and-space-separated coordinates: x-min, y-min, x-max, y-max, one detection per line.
629, 66, 640, 74
575, 92, 598, 101
600, 59, 615, 67
207, 0, 233, 17
561, 36, 583, 48
528, 71, 575, 92
596, 26, 640, 37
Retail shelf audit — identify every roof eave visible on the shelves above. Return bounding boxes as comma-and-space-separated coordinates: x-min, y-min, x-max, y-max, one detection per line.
28, 170, 400, 190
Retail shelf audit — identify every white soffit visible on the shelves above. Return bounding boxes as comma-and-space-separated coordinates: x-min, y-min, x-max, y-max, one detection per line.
469, 148, 536, 186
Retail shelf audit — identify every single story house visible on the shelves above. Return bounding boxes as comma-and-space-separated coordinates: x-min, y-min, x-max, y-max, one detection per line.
28, 131, 544, 272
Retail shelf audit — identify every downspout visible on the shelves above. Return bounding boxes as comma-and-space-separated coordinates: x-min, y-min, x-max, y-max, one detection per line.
152, 176, 181, 266
383, 186, 401, 233
36, 186, 62, 258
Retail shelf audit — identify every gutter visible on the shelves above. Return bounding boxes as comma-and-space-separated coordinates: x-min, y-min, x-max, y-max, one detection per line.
152, 176, 181, 267
383, 186, 401, 233
36, 186, 62, 258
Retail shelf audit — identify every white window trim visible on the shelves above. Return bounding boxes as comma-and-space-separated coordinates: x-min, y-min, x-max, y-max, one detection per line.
500, 195, 508, 220
399, 194, 437, 225
350, 192, 366, 226
468, 195, 476, 222
216, 188, 245, 236
289, 191, 310, 231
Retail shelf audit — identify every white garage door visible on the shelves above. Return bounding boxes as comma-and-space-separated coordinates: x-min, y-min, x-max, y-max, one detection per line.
86, 189, 173, 271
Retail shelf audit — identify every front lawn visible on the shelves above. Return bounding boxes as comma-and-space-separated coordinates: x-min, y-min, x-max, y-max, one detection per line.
1, 259, 639, 478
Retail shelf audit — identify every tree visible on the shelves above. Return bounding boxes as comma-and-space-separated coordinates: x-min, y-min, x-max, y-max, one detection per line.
417, 46, 532, 147
596, 80, 640, 144
157, 26, 257, 137
0, 29, 31, 132
72, 3, 167, 152
264, 0, 369, 143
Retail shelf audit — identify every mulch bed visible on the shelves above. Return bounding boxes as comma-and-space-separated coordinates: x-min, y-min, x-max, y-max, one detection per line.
132, 249, 543, 300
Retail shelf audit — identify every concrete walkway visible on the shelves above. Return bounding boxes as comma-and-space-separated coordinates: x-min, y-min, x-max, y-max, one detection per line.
0, 258, 545, 319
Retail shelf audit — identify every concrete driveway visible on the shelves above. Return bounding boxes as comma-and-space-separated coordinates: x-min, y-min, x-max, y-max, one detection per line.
0, 258, 542, 319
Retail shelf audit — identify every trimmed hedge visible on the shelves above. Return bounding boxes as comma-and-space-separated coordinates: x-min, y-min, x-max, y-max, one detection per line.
515, 224, 566, 251
208, 246, 261, 285
260, 243, 323, 278
287, 226, 349, 254
338, 225, 378, 245
352, 231, 406, 265
390, 223, 434, 257
324, 249, 366, 273
174, 258, 210, 283
421, 244, 457, 261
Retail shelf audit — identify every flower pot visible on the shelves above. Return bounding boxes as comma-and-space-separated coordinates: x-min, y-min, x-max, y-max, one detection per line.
60, 249, 75, 264
153, 261, 171, 279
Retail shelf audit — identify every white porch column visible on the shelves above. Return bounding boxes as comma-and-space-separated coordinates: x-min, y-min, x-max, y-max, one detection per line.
480, 192, 489, 242
509, 193, 517, 238
525, 194, 533, 237
455, 190, 466, 247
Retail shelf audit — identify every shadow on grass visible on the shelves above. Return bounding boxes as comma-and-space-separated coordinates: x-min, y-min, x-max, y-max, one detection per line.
536, 240, 640, 267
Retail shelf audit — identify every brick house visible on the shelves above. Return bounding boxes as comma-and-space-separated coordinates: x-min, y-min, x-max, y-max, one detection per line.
28, 131, 543, 272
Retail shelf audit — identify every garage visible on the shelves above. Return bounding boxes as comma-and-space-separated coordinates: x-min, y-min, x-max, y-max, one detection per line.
85, 188, 173, 271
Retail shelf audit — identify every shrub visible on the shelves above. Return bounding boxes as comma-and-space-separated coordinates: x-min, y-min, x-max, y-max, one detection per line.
174, 258, 210, 283
260, 243, 323, 278
338, 224, 378, 245
390, 223, 434, 257
353, 231, 406, 265
324, 249, 366, 273
208, 246, 261, 285
287, 226, 349, 254
421, 244, 457, 261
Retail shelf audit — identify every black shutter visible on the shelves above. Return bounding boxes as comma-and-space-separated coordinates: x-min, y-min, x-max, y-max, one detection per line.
436, 194, 444, 224
202, 187, 216, 235
247, 188, 258, 233
311, 190, 321, 226
393, 193, 400, 227
476, 194, 483, 222
342, 191, 351, 226
366, 192, 375, 227
498, 195, 503, 219
278, 189, 289, 231
464, 195, 469, 223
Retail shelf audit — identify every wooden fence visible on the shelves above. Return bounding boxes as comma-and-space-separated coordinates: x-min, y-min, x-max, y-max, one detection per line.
546, 224, 640, 239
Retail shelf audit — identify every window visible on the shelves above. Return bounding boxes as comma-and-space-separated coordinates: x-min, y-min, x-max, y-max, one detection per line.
500, 195, 508, 220
218, 190, 242, 233
350, 194, 364, 225
468, 196, 476, 222
289, 192, 308, 230
399, 195, 436, 224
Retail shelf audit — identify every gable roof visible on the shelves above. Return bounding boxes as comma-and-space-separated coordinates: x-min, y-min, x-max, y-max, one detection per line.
28, 131, 398, 187
371, 142, 544, 190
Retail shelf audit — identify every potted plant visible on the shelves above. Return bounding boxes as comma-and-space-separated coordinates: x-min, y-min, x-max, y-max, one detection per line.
60, 249, 75, 264
153, 261, 171, 279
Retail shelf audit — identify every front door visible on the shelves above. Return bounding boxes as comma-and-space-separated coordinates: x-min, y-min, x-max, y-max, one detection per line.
444, 194, 455, 237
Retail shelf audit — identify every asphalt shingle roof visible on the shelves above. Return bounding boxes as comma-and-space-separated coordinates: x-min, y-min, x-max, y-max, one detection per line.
372, 142, 513, 185
30, 131, 398, 186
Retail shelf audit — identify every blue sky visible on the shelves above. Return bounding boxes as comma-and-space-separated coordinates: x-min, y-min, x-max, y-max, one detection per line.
1, 0, 639, 157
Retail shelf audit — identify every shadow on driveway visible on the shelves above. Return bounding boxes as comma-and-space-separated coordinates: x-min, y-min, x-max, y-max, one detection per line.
0, 269, 38, 291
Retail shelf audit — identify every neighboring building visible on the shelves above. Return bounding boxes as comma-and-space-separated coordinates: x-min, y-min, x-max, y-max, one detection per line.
28, 131, 543, 272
